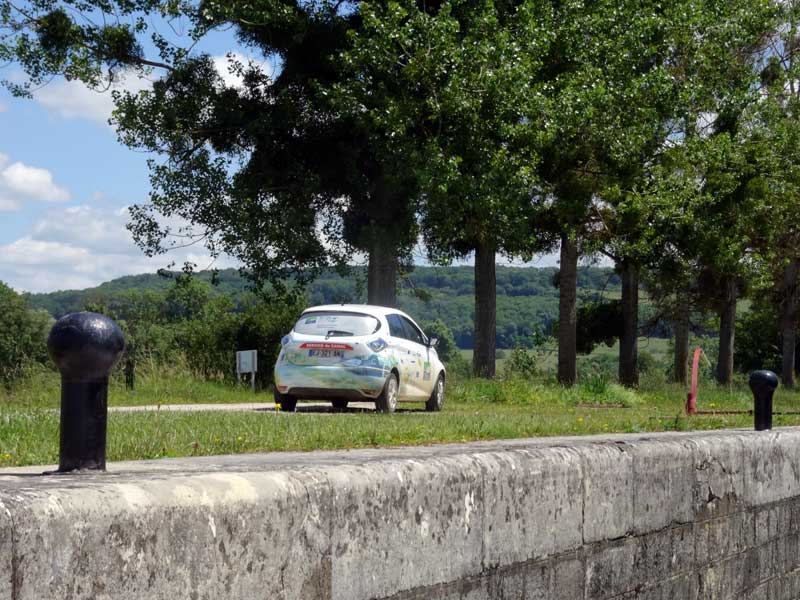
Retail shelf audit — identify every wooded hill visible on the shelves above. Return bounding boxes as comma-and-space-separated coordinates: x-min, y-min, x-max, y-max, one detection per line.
25, 266, 623, 349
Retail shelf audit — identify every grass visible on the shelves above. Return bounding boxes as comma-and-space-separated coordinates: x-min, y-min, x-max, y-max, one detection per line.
1, 363, 260, 409
2, 363, 800, 468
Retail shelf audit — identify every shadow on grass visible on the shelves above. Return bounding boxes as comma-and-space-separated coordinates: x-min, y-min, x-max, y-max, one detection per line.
256, 403, 429, 414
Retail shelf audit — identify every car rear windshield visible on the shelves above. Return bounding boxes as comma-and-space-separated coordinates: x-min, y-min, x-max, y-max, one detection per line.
293, 311, 381, 337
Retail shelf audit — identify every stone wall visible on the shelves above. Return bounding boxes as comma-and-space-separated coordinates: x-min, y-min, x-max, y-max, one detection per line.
2, 429, 800, 599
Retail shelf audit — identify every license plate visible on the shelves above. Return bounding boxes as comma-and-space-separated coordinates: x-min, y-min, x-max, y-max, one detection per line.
309, 349, 343, 358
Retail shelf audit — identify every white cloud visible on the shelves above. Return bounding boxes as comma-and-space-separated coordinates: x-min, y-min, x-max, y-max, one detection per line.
34, 74, 151, 126
0, 154, 71, 212
0, 101, 7, 113
0, 197, 21, 212
212, 53, 274, 89
0, 204, 238, 293
2, 162, 70, 202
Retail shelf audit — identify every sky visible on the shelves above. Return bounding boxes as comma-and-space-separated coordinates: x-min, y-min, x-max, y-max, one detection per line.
0, 21, 259, 294
0, 18, 562, 295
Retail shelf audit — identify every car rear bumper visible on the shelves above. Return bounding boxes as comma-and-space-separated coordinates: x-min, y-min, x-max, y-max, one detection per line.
274, 364, 387, 399
284, 388, 378, 401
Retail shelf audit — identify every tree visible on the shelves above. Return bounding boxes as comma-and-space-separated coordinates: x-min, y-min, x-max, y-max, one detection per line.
338, 0, 551, 377
596, 0, 778, 387
0, 282, 51, 383
643, 129, 779, 386
534, 0, 776, 389
532, 0, 691, 386
750, 4, 800, 386
1, 0, 418, 306
640, 259, 696, 385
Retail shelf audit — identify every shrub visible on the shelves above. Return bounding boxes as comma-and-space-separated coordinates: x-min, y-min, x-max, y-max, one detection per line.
735, 303, 781, 374
418, 318, 460, 363
637, 350, 657, 375
503, 347, 538, 380
180, 293, 304, 388
419, 318, 471, 379
0, 282, 51, 384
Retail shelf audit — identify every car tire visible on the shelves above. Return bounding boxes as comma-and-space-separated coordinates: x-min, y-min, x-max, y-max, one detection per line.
375, 373, 399, 413
426, 374, 445, 412
331, 399, 349, 411
274, 387, 297, 412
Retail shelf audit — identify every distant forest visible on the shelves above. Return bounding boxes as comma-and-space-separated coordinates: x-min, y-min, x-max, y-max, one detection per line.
25, 266, 625, 349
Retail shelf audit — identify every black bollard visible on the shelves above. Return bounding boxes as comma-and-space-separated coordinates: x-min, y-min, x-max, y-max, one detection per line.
47, 312, 125, 472
749, 370, 779, 431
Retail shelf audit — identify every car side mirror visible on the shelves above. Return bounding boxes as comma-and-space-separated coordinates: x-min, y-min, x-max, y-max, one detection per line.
428, 337, 439, 348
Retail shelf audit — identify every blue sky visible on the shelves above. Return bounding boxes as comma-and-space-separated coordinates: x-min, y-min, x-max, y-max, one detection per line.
0, 24, 249, 293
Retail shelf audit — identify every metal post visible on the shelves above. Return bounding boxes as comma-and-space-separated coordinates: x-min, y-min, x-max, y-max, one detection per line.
749, 370, 779, 431
686, 348, 703, 415
47, 312, 125, 472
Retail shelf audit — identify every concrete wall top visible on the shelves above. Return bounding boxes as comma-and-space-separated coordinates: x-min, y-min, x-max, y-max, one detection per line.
0, 427, 772, 485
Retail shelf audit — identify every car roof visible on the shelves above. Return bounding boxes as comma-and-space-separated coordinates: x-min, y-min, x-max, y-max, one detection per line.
301, 304, 414, 320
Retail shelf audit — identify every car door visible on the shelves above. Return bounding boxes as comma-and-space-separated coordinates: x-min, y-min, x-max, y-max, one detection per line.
386, 314, 415, 399
399, 316, 433, 399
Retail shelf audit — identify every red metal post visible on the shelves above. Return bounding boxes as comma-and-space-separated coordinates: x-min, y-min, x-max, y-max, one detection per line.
685, 348, 702, 415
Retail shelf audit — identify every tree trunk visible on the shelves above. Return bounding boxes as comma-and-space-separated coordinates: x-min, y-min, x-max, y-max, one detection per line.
618, 261, 639, 388
473, 240, 496, 378
558, 232, 578, 386
367, 242, 398, 307
781, 259, 799, 388
673, 295, 690, 386
716, 277, 737, 386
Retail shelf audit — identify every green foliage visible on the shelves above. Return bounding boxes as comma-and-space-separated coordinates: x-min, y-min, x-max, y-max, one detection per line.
171, 291, 303, 387
164, 275, 213, 321
4, 0, 789, 388
233, 294, 306, 388
637, 350, 657, 375
176, 294, 239, 382
418, 317, 471, 379
417, 319, 458, 362
576, 300, 622, 355
735, 302, 781, 374
581, 370, 611, 398
503, 348, 538, 380
79, 275, 304, 387
0, 282, 51, 384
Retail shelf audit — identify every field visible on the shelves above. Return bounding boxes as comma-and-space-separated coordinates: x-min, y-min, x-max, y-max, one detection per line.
461, 336, 673, 375
2, 357, 799, 468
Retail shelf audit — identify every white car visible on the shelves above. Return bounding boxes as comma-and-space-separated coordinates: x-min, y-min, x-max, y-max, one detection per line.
273, 304, 446, 413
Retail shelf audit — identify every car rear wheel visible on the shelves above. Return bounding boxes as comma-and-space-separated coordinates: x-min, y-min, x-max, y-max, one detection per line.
331, 399, 349, 411
273, 387, 297, 412
426, 374, 445, 412
376, 373, 399, 413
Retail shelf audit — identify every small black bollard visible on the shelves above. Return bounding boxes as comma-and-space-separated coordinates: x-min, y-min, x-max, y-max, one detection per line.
47, 312, 125, 472
749, 370, 779, 431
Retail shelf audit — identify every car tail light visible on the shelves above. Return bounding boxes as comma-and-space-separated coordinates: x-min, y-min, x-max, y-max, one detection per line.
368, 338, 387, 353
